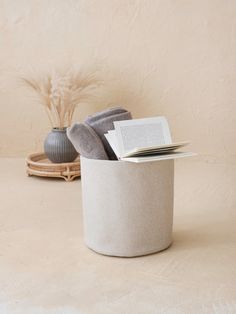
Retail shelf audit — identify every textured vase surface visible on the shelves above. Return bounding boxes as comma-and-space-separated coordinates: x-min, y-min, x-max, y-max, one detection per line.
44, 128, 78, 163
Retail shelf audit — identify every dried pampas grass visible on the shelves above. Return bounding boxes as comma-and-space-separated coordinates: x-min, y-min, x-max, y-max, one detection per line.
21, 69, 99, 128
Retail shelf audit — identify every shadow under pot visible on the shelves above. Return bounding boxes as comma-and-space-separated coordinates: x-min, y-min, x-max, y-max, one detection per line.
44, 128, 78, 163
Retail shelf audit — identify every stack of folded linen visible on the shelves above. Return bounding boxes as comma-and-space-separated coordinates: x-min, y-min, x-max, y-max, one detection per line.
67, 107, 132, 160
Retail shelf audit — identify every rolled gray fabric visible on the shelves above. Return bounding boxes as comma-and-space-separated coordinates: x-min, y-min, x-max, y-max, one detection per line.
67, 123, 108, 160
85, 110, 132, 159
86, 107, 127, 124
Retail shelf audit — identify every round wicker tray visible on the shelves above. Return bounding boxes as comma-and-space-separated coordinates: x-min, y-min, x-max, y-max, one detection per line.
26, 153, 80, 182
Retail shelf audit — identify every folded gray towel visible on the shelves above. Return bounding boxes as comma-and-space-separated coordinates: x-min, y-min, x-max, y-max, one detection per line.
86, 107, 128, 124
67, 123, 108, 160
85, 110, 132, 159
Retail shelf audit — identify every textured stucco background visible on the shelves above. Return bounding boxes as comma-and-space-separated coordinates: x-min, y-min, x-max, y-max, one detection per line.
0, 0, 235, 162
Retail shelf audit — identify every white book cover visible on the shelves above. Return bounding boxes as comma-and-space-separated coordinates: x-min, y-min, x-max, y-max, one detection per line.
121, 152, 196, 163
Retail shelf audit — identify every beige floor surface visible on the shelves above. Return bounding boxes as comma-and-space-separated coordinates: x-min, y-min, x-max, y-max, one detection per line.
0, 158, 235, 314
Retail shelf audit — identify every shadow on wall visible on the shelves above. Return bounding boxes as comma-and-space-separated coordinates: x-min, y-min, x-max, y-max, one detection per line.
85, 66, 156, 119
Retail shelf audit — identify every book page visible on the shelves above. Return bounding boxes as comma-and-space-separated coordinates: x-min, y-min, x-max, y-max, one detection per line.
123, 141, 189, 157
104, 131, 121, 158
114, 117, 172, 156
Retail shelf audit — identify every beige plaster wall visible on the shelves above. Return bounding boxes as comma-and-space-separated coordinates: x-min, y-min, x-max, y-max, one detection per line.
0, 0, 235, 162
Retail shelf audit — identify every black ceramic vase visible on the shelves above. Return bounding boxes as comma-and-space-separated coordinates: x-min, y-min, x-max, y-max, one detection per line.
44, 128, 78, 163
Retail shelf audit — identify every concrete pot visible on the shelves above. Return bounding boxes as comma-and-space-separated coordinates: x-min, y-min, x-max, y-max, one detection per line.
81, 157, 174, 257
44, 128, 78, 163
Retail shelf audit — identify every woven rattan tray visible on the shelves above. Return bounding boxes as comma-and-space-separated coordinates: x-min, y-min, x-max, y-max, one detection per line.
26, 153, 80, 182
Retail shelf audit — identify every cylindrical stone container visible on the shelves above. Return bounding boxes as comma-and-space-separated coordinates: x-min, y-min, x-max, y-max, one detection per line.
81, 157, 174, 257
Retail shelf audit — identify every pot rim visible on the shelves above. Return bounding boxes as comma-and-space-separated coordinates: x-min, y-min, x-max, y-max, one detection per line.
51, 127, 68, 132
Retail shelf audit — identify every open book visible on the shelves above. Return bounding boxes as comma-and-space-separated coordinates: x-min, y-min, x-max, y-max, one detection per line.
104, 116, 195, 163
